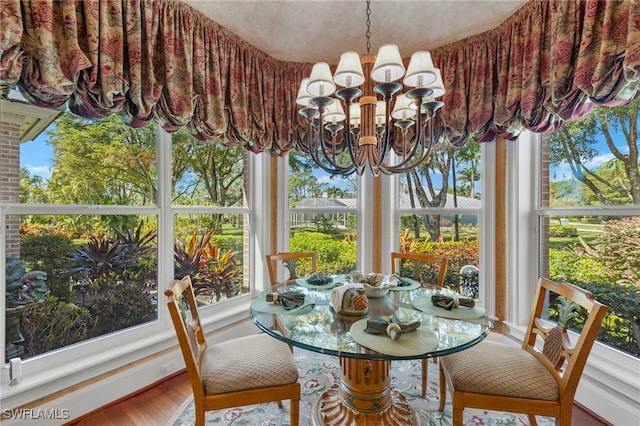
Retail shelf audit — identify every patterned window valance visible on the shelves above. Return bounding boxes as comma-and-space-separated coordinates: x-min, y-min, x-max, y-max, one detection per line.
1, 0, 639, 153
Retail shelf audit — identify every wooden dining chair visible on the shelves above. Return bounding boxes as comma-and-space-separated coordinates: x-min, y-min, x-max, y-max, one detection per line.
266, 251, 317, 287
391, 251, 448, 287
391, 251, 448, 397
438, 277, 608, 426
165, 276, 301, 426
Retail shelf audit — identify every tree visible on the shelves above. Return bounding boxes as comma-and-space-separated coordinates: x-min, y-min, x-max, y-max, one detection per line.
171, 131, 245, 207
19, 167, 49, 204
454, 142, 481, 199
549, 99, 640, 205
288, 150, 327, 202
46, 113, 158, 206
404, 147, 455, 241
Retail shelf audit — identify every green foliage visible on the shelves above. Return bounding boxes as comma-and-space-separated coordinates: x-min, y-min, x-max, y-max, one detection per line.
549, 216, 640, 356
312, 215, 337, 233
549, 248, 618, 284
290, 232, 356, 274
19, 295, 93, 356
171, 131, 245, 206
46, 113, 158, 205
174, 230, 244, 301
549, 225, 578, 238
573, 281, 639, 356
20, 233, 77, 300
88, 280, 156, 336
549, 98, 640, 206
594, 217, 640, 285
417, 240, 479, 289
210, 234, 243, 252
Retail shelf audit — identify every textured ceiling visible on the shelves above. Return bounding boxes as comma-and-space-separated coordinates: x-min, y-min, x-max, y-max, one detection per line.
183, 0, 527, 64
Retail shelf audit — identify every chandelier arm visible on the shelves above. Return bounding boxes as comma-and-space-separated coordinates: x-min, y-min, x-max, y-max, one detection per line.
372, 83, 402, 170
381, 115, 432, 172
377, 103, 432, 174
312, 98, 358, 175
381, 107, 443, 174
339, 94, 363, 171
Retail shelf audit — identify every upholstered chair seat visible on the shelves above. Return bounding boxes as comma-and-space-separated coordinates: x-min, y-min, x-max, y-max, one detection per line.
438, 278, 608, 426
166, 276, 301, 426
201, 333, 299, 395
441, 341, 559, 401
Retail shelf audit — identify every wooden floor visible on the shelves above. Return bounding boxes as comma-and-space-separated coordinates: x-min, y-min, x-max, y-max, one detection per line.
66, 370, 611, 426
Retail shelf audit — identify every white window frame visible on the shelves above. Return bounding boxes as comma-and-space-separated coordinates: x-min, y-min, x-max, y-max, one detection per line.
1, 126, 259, 413
389, 144, 491, 313
507, 131, 640, 424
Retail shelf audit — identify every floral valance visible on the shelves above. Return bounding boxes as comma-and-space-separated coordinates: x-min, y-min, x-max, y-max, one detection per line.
1, 0, 639, 153
431, 0, 640, 144
0, 0, 311, 154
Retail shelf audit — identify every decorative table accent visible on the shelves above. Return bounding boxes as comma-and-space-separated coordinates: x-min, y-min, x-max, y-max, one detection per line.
431, 293, 475, 310
266, 291, 306, 310
364, 316, 421, 341
330, 282, 368, 315
306, 273, 333, 286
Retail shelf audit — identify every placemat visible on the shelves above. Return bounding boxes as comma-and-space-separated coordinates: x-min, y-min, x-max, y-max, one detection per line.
349, 318, 438, 357
411, 295, 486, 320
250, 293, 315, 315
295, 277, 337, 290
388, 277, 421, 291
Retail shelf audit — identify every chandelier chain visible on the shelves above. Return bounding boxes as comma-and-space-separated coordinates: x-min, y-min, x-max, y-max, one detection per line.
365, 0, 371, 54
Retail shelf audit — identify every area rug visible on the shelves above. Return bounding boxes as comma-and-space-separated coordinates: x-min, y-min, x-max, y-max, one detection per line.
168, 348, 555, 425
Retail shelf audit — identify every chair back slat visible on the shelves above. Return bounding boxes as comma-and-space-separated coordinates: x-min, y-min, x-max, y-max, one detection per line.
524, 278, 608, 396
391, 252, 448, 287
266, 252, 317, 287
165, 276, 207, 394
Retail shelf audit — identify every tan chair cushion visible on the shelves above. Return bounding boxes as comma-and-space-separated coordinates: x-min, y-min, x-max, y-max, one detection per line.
441, 341, 559, 401
200, 333, 299, 395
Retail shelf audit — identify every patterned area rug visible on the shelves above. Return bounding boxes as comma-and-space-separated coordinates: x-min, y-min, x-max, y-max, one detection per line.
169, 348, 555, 425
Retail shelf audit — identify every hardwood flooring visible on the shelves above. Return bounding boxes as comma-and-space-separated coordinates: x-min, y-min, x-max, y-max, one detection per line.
66, 369, 611, 426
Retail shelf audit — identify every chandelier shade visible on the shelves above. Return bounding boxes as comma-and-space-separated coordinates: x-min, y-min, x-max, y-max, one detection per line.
295, 3, 446, 176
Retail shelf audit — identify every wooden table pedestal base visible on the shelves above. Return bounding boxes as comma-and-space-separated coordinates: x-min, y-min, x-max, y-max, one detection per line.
310, 357, 421, 425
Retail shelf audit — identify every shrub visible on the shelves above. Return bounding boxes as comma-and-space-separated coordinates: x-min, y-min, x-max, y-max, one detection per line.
88, 279, 156, 336
549, 225, 578, 237
290, 232, 356, 274
19, 295, 93, 357
210, 234, 243, 252
594, 217, 640, 285
548, 248, 616, 284
20, 234, 77, 300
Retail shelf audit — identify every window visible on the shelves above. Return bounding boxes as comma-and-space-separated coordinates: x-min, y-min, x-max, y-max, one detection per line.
4, 112, 252, 372
538, 100, 640, 358
286, 152, 357, 276
396, 142, 483, 296
171, 130, 250, 306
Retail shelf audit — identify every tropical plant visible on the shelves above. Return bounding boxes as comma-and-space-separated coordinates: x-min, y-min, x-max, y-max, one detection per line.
173, 230, 215, 279
65, 235, 133, 280
174, 230, 243, 301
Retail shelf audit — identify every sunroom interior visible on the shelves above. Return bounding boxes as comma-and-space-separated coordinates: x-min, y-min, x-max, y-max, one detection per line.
1, 0, 639, 425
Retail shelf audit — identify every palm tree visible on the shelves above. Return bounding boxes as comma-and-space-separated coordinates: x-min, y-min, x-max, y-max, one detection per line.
457, 163, 480, 198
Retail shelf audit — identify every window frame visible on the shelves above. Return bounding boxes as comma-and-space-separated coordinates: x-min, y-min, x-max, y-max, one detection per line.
507, 130, 640, 424
1, 125, 258, 408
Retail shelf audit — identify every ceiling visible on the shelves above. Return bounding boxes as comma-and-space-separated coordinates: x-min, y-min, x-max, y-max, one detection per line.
183, 0, 527, 64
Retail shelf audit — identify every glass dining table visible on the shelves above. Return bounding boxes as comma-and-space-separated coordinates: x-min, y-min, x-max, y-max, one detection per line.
249, 276, 491, 426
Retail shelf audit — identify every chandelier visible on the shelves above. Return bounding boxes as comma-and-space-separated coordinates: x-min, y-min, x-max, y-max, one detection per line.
295, 0, 446, 176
